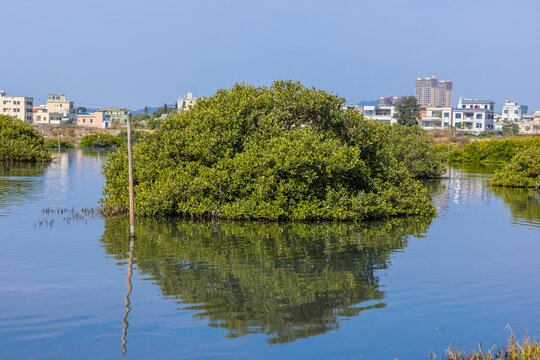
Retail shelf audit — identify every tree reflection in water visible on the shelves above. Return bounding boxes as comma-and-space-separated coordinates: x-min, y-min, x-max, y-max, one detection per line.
102, 218, 432, 344
491, 186, 540, 228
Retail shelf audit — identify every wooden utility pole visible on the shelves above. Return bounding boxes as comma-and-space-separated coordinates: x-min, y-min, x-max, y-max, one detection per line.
127, 117, 135, 238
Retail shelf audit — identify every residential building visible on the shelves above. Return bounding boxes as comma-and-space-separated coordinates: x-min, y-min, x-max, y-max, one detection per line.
501, 100, 528, 123
177, 92, 197, 111
45, 94, 74, 113
104, 108, 131, 125
0, 91, 34, 123
379, 96, 404, 107
33, 107, 64, 125
362, 105, 396, 124
420, 107, 453, 130
415, 75, 452, 107
77, 111, 109, 129
453, 98, 495, 132
518, 110, 540, 135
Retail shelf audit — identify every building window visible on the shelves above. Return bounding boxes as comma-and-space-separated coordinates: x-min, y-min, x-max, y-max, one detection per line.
476, 114, 483, 119
444, 113, 449, 118
455, 113, 462, 119
476, 123, 482, 128
484, 105, 488, 109
90, 119, 93, 123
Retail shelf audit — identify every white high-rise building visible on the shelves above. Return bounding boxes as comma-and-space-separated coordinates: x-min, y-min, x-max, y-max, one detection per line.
0, 91, 34, 123
501, 100, 528, 123
415, 75, 452, 107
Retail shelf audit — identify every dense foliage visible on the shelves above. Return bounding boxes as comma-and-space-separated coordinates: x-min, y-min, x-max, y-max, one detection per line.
389, 125, 446, 178
102, 81, 437, 220
452, 137, 540, 163
0, 115, 51, 162
79, 133, 122, 148
43, 138, 74, 148
102, 217, 432, 343
116, 130, 147, 144
489, 147, 540, 188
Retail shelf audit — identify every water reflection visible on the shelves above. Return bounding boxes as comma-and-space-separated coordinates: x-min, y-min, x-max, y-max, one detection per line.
491, 187, 540, 229
121, 237, 135, 355
101, 218, 433, 344
0, 162, 49, 215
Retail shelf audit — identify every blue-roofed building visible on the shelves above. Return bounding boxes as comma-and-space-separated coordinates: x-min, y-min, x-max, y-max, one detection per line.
453, 98, 495, 132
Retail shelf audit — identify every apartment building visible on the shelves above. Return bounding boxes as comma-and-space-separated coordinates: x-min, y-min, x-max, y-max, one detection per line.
104, 108, 131, 125
501, 100, 528, 123
0, 91, 34, 123
518, 110, 540, 135
420, 107, 453, 130
453, 98, 495, 132
177, 92, 197, 111
379, 96, 404, 107
362, 105, 397, 124
77, 111, 109, 128
33, 107, 64, 125
46, 94, 74, 113
415, 76, 452, 107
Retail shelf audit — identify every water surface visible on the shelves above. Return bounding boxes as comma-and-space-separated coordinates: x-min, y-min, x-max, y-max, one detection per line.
0, 150, 539, 359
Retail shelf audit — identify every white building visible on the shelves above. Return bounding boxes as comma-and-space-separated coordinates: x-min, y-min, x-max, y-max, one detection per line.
453, 98, 495, 132
342, 104, 363, 114
362, 105, 396, 124
420, 107, 453, 130
0, 91, 34, 123
501, 100, 528, 123
177, 92, 197, 111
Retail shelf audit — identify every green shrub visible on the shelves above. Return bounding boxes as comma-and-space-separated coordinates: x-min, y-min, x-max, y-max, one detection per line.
0, 115, 51, 162
388, 125, 446, 178
79, 133, 122, 148
43, 138, 74, 148
116, 130, 147, 144
489, 147, 540, 188
453, 137, 540, 163
102, 81, 437, 220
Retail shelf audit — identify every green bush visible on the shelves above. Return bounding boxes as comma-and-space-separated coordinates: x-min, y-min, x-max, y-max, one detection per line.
0, 115, 51, 162
102, 81, 438, 220
78, 133, 122, 148
489, 147, 540, 188
43, 138, 74, 148
116, 130, 147, 144
453, 137, 540, 163
388, 125, 446, 178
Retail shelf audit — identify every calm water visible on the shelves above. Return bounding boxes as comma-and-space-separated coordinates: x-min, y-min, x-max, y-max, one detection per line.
0, 150, 539, 359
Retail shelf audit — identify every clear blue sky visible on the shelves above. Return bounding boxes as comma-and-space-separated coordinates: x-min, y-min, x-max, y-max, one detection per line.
1, 0, 539, 111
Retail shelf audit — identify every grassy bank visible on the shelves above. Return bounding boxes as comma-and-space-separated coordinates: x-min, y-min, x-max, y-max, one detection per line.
434, 333, 540, 359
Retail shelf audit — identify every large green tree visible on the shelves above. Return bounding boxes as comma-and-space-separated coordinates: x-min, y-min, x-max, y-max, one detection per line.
393, 96, 420, 126
102, 81, 437, 220
0, 115, 51, 162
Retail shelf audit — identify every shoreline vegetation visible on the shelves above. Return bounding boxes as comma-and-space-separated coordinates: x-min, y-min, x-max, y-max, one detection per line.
433, 332, 540, 359
443, 136, 539, 188
101, 81, 443, 220
1, 115, 51, 162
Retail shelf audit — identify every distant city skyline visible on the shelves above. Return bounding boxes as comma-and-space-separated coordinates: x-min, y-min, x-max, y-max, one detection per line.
1, 0, 539, 111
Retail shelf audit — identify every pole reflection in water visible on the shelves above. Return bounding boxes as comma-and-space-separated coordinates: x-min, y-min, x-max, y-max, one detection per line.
121, 238, 135, 355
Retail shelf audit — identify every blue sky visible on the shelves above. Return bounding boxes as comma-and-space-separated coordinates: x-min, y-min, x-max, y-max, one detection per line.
1, 0, 539, 110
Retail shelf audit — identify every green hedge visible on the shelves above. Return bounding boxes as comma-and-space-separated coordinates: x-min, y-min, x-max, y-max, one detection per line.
452, 137, 540, 163
44, 138, 74, 148
102, 81, 439, 220
0, 115, 51, 162
489, 147, 540, 188
79, 133, 122, 148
